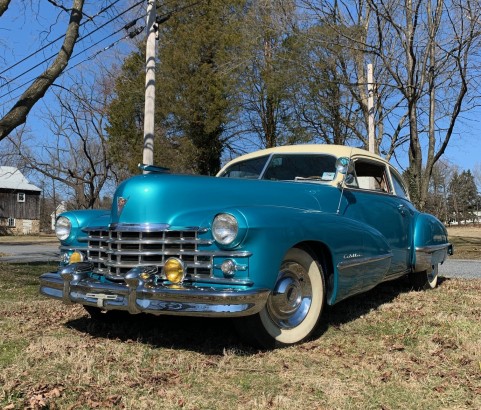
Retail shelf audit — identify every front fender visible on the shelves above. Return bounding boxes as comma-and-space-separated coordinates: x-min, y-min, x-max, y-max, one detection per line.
212, 206, 392, 305
58, 210, 110, 248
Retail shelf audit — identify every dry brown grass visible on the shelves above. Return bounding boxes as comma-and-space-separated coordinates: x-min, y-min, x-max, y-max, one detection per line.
1, 262, 480, 409
447, 226, 481, 259
447, 225, 481, 238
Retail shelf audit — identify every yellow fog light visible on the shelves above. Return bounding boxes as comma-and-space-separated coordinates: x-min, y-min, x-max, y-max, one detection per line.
164, 258, 185, 284
69, 251, 84, 264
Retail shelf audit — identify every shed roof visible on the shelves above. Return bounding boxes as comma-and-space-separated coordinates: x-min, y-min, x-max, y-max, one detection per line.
0, 166, 42, 192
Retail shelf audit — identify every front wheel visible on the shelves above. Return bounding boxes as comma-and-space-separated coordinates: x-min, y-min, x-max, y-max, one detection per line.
409, 264, 439, 290
235, 248, 325, 349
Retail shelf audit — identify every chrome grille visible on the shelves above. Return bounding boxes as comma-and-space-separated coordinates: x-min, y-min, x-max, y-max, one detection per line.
86, 228, 213, 280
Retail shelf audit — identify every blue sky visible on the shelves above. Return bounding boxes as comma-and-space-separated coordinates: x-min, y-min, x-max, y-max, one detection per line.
0, 1, 480, 186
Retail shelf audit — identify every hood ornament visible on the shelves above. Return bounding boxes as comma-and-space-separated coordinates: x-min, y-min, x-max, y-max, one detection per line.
117, 196, 128, 217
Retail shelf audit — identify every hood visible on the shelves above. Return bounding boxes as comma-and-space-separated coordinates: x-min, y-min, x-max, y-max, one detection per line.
107, 173, 339, 228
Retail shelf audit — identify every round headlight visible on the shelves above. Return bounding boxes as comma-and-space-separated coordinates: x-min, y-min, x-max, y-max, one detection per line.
212, 213, 238, 246
55, 216, 72, 241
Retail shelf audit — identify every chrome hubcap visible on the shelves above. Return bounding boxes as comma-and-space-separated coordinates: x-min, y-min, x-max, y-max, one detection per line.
266, 261, 313, 329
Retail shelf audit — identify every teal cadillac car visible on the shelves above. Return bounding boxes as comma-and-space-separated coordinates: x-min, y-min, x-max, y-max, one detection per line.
40, 144, 452, 348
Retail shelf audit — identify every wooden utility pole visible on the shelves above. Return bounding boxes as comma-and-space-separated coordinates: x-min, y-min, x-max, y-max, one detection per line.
143, 0, 156, 170
367, 63, 375, 154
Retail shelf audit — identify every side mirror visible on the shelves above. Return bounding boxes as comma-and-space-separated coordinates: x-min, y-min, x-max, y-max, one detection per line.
336, 157, 353, 175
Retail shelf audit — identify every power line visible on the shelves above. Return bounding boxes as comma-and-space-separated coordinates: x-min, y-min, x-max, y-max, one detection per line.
0, 0, 145, 90
0, 0, 125, 77
0, 23, 145, 101
0, 0, 205, 103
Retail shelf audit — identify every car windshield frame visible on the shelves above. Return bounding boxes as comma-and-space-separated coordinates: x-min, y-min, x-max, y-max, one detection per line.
219, 153, 339, 183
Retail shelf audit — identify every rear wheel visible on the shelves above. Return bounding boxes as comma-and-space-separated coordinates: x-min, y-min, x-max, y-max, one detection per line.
235, 248, 325, 348
409, 264, 439, 290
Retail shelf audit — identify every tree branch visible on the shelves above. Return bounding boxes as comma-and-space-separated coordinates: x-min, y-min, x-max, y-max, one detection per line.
0, 0, 85, 140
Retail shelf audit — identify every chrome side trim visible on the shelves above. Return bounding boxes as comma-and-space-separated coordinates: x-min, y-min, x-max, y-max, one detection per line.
337, 253, 393, 271
415, 243, 451, 253
39, 267, 268, 318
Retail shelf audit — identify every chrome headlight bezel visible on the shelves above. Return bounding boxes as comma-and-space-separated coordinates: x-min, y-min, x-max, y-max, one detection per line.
55, 216, 72, 241
212, 213, 239, 246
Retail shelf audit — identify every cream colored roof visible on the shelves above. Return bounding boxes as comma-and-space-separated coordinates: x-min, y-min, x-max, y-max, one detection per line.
218, 144, 388, 175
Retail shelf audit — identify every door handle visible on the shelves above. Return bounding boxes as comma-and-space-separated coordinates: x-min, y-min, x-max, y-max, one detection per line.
398, 204, 406, 216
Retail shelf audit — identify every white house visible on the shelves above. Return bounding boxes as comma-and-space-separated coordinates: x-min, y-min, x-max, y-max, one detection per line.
50, 201, 67, 231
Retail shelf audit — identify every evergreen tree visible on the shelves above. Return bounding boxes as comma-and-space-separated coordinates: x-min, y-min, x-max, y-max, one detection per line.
448, 170, 478, 223
155, 0, 247, 175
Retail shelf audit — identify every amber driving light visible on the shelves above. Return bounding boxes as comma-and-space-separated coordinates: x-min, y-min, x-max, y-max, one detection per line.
69, 251, 84, 264
164, 258, 185, 284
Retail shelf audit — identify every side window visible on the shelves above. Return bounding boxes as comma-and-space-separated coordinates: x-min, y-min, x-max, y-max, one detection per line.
220, 155, 269, 179
349, 159, 391, 193
390, 168, 410, 200
17, 192, 25, 202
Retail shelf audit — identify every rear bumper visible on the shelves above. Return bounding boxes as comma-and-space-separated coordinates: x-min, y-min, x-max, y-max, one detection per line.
39, 263, 269, 318
414, 243, 453, 272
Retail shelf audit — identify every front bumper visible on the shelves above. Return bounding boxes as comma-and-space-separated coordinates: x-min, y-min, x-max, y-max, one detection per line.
39, 263, 269, 318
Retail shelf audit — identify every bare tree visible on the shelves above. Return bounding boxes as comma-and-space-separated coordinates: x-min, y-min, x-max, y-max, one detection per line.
365, 0, 481, 209
299, 0, 481, 210
8, 73, 114, 209
0, 0, 85, 140
294, 1, 405, 154
239, 0, 300, 149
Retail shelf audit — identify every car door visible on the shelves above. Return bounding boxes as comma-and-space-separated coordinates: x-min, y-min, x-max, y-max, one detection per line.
341, 156, 413, 276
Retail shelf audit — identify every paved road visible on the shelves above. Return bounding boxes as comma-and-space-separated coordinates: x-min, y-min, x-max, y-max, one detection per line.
0, 242, 60, 263
439, 259, 481, 280
0, 243, 479, 279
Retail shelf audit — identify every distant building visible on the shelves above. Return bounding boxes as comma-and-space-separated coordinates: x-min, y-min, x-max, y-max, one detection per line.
0, 167, 41, 235
50, 201, 67, 230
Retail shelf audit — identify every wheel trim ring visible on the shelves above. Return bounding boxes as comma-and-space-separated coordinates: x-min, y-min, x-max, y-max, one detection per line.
427, 264, 439, 285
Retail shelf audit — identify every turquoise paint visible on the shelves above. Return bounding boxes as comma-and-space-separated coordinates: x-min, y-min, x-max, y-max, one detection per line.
57, 171, 449, 307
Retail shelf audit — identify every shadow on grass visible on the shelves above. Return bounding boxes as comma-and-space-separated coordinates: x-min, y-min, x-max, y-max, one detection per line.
64, 276, 450, 355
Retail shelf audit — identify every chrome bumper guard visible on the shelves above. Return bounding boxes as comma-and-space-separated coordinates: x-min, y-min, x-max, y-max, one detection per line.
39, 262, 269, 317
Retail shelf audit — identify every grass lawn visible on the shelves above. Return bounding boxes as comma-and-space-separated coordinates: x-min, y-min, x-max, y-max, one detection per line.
0, 261, 480, 409
447, 226, 481, 259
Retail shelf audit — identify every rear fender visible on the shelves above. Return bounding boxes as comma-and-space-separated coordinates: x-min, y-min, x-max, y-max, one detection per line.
413, 213, 451, 272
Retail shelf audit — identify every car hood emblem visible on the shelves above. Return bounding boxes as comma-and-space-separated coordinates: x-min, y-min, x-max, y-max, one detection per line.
117, 196, 128, 216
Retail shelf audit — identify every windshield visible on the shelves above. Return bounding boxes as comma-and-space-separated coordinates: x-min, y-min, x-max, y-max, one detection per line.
219, 155, 269, 179
220, 154, 338, 182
